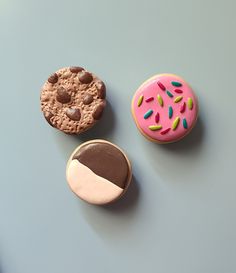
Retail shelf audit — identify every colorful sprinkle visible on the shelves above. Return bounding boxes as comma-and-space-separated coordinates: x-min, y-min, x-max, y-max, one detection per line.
137, 95, 143, 107
172, 116, 180, 130
145, 97, 154, 102
168, 106, 173, 119
144, 109, 153, 119
183, 118, 188, 129
187, 97, 193, 110
160, 128, 171, 135
157, 81, 166, 91
174, 89, 183, 94
166, 90, 173, 98
157, 94, 163, 106
149, 125, 162, 131
180, 102, 186, 113
172, 81, 182, 87
155, 112, 160, 123
174, 96, 183, 103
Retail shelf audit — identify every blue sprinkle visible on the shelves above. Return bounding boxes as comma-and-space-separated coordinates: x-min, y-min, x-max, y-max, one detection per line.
171, 81, 182, 87
166, 90, 173, 98
144, 109, 153, 119
183, 118, 188, 129
169, 106, 173, 119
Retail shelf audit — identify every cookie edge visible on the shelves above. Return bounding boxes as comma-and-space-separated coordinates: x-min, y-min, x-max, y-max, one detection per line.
66, 139, 132, 205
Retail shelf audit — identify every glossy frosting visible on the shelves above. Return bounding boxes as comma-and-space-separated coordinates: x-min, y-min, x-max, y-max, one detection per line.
132, 74, 198, 143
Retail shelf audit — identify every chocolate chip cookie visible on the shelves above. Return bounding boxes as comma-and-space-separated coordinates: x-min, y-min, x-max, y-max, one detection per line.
40, 66, 106, 134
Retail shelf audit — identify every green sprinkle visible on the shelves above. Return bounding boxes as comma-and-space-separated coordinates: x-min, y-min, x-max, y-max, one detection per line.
172, 116, 180, 130
137, 95, 144, 107
149, 125, 162, 131
157, 94, 163, 106
172, 81, 182, 87
144, 109, 153, 119
183, 118, 188, 129
166, 90, 173, 98
187, 97, 193, 110
169, 106, 173, 119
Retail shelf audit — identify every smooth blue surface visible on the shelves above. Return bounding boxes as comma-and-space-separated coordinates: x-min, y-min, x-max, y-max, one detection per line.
0, 0, 236, 272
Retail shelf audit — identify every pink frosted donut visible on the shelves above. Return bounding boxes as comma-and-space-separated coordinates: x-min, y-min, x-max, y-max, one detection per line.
131, 74, 198, 143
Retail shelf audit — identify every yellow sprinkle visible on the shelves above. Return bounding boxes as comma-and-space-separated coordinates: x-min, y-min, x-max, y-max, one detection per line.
172, 117, 180, 130
187, 97, 193, 109
157, 94, 163, 106
149, 125, 162, 131
174, 96, 183, 103
137, 95, 144, 107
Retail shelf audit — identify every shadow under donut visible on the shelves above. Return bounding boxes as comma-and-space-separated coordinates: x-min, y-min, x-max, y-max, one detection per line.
142, 116, 206, 182
159, 115, 205, 154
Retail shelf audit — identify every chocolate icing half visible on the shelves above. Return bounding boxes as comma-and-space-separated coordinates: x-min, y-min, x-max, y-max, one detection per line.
73, 142, 129, 189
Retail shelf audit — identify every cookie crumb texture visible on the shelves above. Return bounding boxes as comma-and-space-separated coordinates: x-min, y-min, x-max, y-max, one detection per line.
40, 67, 106, 134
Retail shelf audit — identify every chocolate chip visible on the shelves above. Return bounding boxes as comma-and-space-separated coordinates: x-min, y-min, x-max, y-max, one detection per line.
56, 87, 71, 104
66, 108, 81, 121
79, 71, 93, 84
48, 73, 58, 84
44, 112, 54, 127
96, 81, 106, 99
83, 93, 93, 105
70, 66, 84, 73
92, 104, 105, 120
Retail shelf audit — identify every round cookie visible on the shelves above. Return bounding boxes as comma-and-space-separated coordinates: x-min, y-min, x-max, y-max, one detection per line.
40, 66, 106, 134
66, 140, 132, 205
131, 74, 198, 143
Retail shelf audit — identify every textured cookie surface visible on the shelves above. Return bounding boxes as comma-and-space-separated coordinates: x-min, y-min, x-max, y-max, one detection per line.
40, 67, 106, 134
66, 140, 132, 205
132, 74, 198, 143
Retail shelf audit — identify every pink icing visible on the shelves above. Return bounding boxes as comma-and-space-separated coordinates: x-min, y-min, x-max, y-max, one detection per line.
132, 74, 198, 143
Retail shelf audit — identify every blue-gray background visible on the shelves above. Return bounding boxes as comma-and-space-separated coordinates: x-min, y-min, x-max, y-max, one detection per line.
1, 0, 236, 272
